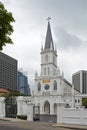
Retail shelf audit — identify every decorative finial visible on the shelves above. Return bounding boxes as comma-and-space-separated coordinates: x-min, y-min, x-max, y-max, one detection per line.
35, 70, 38, 77
41, 41, 43, 51
62, 71, 64, 78
46, 17, 51, 22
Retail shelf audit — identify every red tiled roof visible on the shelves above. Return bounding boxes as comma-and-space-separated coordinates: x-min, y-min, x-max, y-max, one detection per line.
0, 88, 10, 93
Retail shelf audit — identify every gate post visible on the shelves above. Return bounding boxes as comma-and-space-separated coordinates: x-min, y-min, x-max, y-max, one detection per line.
17, 96, 23, 115
57, 102, 65, 124
27, 102, 34, 121
50, 103, 54, 114
0, 97, 5, 117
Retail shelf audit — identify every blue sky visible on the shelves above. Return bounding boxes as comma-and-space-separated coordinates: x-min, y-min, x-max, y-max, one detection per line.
1, 0, 87, 89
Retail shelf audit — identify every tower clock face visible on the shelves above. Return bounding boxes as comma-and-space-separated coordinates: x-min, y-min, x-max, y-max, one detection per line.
44, 84, 50, 90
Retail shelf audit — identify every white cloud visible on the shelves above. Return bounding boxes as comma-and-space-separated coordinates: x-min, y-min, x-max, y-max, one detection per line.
54, 27, 82, 50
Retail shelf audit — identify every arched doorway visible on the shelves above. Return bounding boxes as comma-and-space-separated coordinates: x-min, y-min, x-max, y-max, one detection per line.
54, 103, 57, 114
44, 101, 50, 114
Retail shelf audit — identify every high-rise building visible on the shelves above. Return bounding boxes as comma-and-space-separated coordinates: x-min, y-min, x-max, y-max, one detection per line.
72, 70, 87, 94
17, 71, 30, 95
0, 52, 17, 91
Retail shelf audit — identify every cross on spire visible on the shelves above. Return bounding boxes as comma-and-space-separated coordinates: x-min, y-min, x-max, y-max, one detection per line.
46, 17, 51, 22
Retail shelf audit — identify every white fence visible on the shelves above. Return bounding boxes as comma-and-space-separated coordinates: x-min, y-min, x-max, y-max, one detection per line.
58, 107, 87, 125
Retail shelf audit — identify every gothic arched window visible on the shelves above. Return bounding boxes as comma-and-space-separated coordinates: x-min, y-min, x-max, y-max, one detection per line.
44, 67, 46, 75
38, 82, 41, 91
46, 55, 48, 62
53, 80, 57, 90
48, 67, 50, 74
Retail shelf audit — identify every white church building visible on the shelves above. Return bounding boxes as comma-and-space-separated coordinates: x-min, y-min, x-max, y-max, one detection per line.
17, 20, 87, 124
16, 20, 82, 123
34, 20, 74, 115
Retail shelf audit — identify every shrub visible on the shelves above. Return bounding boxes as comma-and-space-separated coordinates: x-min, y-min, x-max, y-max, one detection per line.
82, 98, 87, 108
17, 115, 27, 120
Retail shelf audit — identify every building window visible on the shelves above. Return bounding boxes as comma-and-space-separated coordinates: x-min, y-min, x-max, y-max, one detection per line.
75, 99, 77, 103
44, 67, 46, 75
78, 99, 80, 103
46, 55, 48, 62
45, 84, 50, 90
65, 104, 70, 108
38, 82, 41, 91
48, 67, 50, 74
54, 80, 57, 90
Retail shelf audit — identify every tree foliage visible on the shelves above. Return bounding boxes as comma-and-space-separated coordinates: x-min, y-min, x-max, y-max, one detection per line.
82, 98, 87, 108
0, 2, 15, 50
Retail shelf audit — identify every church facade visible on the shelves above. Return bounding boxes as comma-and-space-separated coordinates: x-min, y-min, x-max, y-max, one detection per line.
33, 20, 75, 115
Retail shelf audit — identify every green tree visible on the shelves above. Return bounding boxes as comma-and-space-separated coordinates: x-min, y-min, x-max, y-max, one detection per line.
82, 98, 87, 108
0, 2, 15, 50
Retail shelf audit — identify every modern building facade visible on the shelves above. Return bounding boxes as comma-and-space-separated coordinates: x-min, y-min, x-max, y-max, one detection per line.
0, 52, 17, 91
72, 70, 87, 94
17, 71, 30, 95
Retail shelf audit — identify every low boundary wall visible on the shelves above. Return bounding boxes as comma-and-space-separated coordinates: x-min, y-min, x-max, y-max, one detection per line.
58, 108, 87, 125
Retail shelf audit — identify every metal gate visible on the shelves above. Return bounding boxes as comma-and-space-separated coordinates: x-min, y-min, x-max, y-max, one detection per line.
5, 96, 17, 118
33, 106, 40, 121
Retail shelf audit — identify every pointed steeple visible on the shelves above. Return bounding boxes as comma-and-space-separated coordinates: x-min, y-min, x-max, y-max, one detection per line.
44, 20, 54, 50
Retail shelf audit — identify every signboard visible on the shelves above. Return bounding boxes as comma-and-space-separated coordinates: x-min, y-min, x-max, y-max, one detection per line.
42, 80, 50, 83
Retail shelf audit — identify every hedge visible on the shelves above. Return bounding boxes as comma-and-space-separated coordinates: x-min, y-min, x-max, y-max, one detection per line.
17, 115, 27, 120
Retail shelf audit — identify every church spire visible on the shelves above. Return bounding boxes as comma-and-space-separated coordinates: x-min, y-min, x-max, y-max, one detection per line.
44, 18, 54, 50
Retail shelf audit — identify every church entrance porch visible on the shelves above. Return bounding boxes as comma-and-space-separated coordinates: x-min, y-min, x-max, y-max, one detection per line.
39, 101, 57, 123
44, 101, 50, 114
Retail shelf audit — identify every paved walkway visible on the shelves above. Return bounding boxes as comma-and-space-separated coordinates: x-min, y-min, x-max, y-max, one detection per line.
0, 117, 25, 122
0, 117, 87, 129
53, 123, 87, 130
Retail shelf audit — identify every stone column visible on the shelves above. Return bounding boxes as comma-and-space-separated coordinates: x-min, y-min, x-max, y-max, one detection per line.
50, 103, 54, 114
40, 103, 43, 114
72, 84, 75, 108
57, 102, 65, 124
27, 102, 34, 121
0, 97, 5, 117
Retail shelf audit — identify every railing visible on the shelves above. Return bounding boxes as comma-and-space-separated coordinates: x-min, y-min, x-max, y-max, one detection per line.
42, 91, 50, 96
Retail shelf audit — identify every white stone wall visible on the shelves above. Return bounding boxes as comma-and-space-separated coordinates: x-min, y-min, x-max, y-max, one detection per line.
17, 96, 33, 116
17, 96, 34, 121
0, 97, 5, 117
57, 105, 87, 125
27, 103, 34, 121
